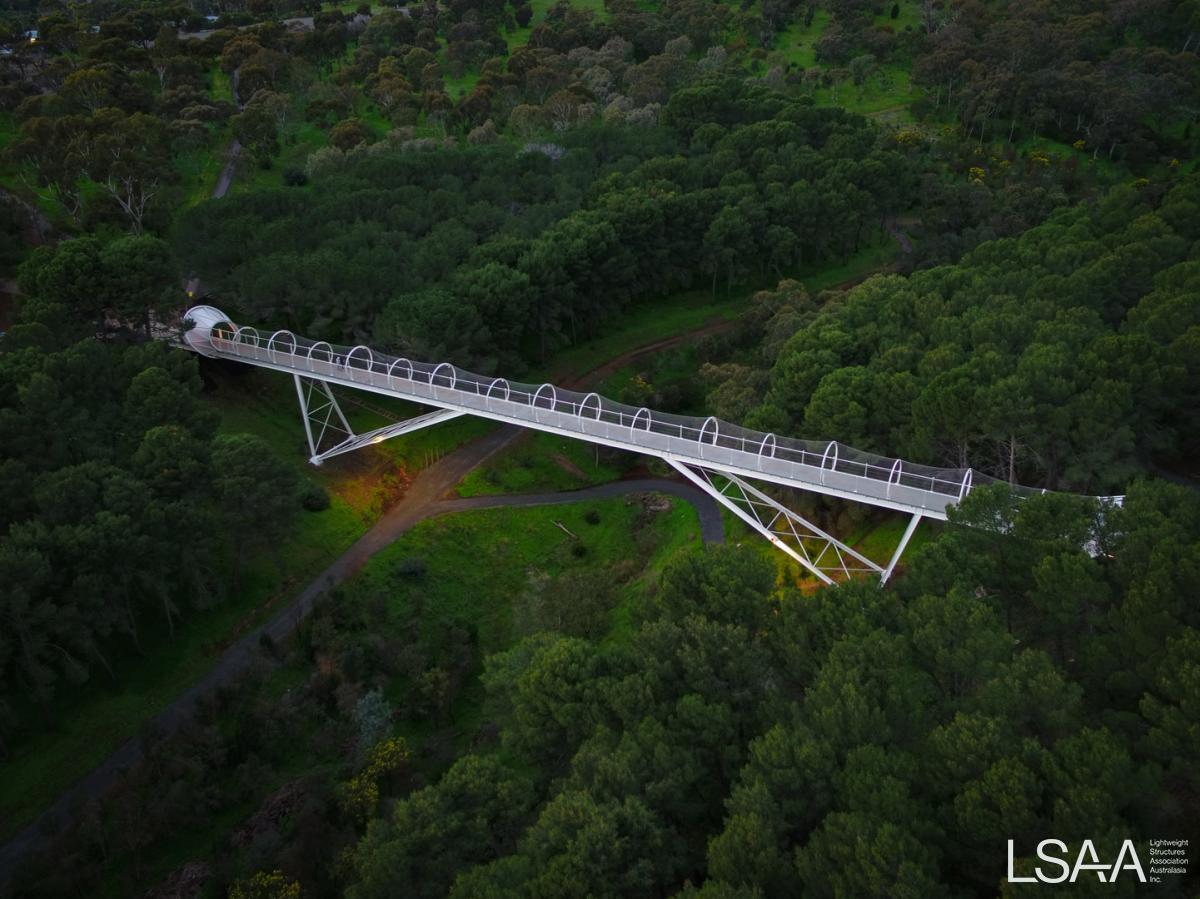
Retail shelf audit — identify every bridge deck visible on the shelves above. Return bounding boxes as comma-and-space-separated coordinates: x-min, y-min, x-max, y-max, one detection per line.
184, 313, 976, 520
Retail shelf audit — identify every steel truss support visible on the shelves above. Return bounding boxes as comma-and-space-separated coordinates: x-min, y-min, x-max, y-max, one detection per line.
881, 509, 922, 585
292, 374, 463, 465
667, 459, 920, 586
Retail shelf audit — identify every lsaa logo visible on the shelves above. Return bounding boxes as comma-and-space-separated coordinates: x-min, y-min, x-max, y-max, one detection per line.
1007, 839, 1146, 884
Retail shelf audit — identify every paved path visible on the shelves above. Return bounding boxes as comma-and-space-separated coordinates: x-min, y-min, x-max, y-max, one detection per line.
0, 422, 721, 884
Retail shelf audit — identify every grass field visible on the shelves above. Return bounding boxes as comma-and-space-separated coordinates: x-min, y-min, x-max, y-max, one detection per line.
230, 117, 329, 194
774, 9, 834, 69
174, 133, 229, 207
350, 493, 701, 659
210, 66, 235, 104
356, 493, 701, 746
456, 430, 627, 496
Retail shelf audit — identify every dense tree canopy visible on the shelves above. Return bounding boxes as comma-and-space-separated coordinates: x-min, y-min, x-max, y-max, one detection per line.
177, 86, 914, 369
706, 175, 1200, 492
335, 479, 1200, 898
0, 265, 304, 748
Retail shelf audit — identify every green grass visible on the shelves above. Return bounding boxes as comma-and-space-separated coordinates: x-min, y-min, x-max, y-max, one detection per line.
772, 7, 919, 122
542, 289, 746, 383
799, 232, 900, 288
210, 66, 234, 104
231, 119, 329, 194
1012, 134, 1124, 182
322, 494, 701, 762
173, 132, 229, 207
351, 493, 700, 654
442, 69, 483, 99
874, 0, 924, 32
775, 9, 833, 70
456, 431, 626, 496
357, 96, 393, 136
849, 513, 938, 566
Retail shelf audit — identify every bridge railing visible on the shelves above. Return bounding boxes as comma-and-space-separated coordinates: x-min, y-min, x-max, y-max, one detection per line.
207, 323, 1035, 514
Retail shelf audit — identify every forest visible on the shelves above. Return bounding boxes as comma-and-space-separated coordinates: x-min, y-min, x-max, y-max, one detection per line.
0, 0, 1198, 895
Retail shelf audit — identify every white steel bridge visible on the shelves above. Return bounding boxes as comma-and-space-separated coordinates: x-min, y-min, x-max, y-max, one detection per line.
180, 305, 1056, 586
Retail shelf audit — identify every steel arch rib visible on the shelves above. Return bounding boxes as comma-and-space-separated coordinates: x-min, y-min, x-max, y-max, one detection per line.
579, 392, 602, 420
267, 330, 296, 363
346, 345, 374, 382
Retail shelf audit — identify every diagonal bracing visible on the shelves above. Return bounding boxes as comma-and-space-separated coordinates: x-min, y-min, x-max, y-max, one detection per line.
667, 460, 921, 585
293, 374, 463, 464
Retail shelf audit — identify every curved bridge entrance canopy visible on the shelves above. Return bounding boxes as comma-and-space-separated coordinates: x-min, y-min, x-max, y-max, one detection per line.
179, 305, 1051, 585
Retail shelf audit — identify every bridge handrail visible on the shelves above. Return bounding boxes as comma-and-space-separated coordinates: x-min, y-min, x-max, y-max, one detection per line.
196, 315, 1070, 510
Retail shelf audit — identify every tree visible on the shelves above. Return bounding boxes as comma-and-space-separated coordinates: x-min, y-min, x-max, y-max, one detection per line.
652, 545, 776, 631
349, 755, 534, 899
232, 102, 281, 167
81, 109, 172, 234
330, 118, 371, 151
9, 115, 91, 225
24, 237, 106, 325
796, 810, 947, 898
99, 235, 179, 334
451, 792, 679, 899
210, 433, 300, 586
229, 870, 301, 899
353, 689, 392, 752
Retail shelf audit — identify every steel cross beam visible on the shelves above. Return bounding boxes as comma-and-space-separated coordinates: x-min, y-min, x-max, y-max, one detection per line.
667, 459, 921, 585
293, 374, 463, 464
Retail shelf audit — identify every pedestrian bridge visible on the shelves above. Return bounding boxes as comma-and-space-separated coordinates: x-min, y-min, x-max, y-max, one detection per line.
179, 305, 1058, 585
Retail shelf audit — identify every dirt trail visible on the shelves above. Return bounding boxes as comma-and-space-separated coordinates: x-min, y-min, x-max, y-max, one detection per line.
562, 316, 739, 389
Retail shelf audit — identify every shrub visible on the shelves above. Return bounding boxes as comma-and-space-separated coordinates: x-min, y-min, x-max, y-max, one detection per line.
571, 543, 588, 558
282, 166, 308, 186
398, 556, 427, 578
584, 510, 601, 525
301, 481, 331, 511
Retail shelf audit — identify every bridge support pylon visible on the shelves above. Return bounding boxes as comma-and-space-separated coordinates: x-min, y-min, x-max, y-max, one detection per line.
667, 459, 921, 585
292, 374, 463, 465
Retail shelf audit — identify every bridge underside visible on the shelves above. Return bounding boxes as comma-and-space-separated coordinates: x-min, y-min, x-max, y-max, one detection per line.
293, 373, 922, 586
